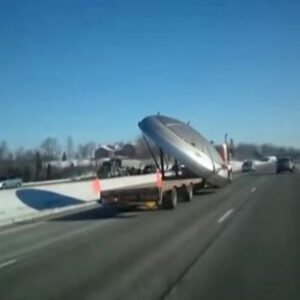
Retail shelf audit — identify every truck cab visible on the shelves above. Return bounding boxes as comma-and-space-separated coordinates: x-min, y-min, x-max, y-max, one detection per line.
98, 158, 128, 178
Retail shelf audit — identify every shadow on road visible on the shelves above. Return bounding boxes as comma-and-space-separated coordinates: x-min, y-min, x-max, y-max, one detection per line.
246, 171, 277, 177
51, 206, 138, 222
194, 189, 216, 196
16, 189, 84, 210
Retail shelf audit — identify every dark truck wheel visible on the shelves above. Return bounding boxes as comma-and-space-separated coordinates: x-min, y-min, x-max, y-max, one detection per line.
184, 184, 193, 202
193, 180, 206, 194
177, 184, 193, 202
228, 170, 233, 183
162, 188, 178, 209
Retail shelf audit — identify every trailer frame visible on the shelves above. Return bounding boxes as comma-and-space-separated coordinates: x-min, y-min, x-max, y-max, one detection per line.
100, 137, 204, 209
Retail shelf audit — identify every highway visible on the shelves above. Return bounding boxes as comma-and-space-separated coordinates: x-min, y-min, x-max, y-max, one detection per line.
0, 165, 299, 300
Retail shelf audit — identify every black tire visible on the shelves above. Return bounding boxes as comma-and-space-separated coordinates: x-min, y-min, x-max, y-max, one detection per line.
194, 180, 206, 190
2, 184, 6, 190
162, 188, 178, 209
228, 170, 233, 183
193, 180, 206, 195
178, 184, 194, 202
185, 184, 193, 202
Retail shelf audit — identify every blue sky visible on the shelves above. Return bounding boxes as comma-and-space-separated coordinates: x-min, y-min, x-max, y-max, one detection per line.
1, 0, 300, 150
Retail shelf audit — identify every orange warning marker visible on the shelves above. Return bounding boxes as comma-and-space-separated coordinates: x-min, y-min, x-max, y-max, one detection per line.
156, 169, 162, 188
92, 178, 101, 194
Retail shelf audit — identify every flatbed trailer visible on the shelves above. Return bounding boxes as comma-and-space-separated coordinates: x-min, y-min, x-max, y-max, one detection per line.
100, 138, 208, 209
100, 176, 204, 209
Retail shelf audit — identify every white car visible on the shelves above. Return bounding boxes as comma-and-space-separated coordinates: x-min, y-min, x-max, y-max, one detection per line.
0, 177, 22, 189
242, 160, 256, 172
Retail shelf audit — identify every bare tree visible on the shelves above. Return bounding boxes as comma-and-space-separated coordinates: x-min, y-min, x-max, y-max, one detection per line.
77, 142, 96, 159
233, 143, 300, 160
15, 148, 35, 163
22, 165, 32, 182
135, 136, 148, 158
0, 140, 9, 161
15, 147, 25, 162
35, 151, 42, 180
62, 152, 67, 161
66, 136, 74, 160
77, 144, 84, 159
46, 164, 52, 180
40, 137, 61, 160
23, 150, 35, 162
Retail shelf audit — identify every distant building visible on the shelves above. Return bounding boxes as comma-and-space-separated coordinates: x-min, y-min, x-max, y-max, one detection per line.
95, 143, 136, 160
115, 143, 136, 157
94, 145, 115, 160
43, 159, 96, 169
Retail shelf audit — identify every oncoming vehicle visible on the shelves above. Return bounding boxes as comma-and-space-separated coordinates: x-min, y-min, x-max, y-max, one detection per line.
141, 164, 157, 174
276, 157, 295, 174
97, 158, 128, 178
0, 176, 22, 189
242, 160, 256, 172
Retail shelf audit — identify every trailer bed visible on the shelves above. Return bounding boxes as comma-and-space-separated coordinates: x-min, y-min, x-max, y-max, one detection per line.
100, 177, 203, 209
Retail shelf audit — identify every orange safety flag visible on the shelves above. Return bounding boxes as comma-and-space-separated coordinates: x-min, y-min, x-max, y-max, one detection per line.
91, 178, 101, 194
156, 169, 162, 188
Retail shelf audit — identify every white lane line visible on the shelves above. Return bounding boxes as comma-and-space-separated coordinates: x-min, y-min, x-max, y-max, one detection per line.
218, 209, 234, 224
0, 218, 116, 263
0, 221, 46, 237
0, 259, 17, 269
251, 187, 257, 193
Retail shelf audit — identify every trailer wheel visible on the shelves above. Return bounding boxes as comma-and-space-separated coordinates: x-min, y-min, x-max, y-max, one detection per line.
185, 184, 193, 202
177, 185, 193, 202
193, 180, 206, 193
158, 189, 164, 207
162, 188, 177, 209
228, 170, 233, 183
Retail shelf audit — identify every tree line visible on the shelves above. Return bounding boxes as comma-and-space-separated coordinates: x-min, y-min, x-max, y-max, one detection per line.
233, 143, 300, 160
135, 138, 300, 162
0, 137, 97, 182
0, 136, 299, 183
0, 137, 97, 162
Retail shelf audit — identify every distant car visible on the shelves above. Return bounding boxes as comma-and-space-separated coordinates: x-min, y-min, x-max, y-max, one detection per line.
276, 157, 295, 173
0, 177, 22, 189
242, 160, 256, 172
141, 164, 157, 174
291, 158, 296, 170
262, 156, 277, 163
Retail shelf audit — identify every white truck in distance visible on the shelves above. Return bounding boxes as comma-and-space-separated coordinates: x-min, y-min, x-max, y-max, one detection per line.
0, 176, 22, 189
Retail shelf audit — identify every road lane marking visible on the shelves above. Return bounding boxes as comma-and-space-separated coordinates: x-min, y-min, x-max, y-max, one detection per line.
218, 209, 234, 224
0, 217, 117, 262
251, 187, 257, 193
0, 259, 17, 269
0, 221, 46, 237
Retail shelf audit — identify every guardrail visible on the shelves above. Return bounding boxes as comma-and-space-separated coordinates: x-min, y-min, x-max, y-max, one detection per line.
22, 173, 96, 187
0, 161, 248, 228
0, 173, 159, 228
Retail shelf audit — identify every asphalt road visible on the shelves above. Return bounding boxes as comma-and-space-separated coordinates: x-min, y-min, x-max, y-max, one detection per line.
0, 165, 299, 300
